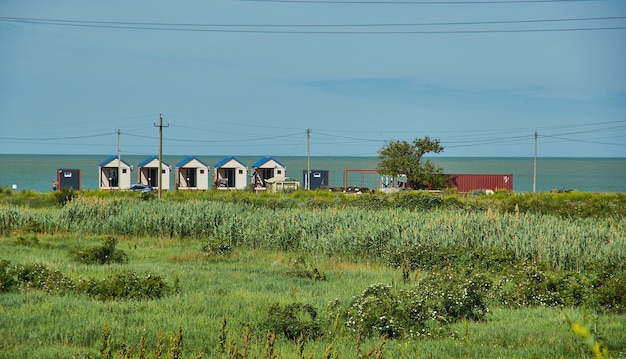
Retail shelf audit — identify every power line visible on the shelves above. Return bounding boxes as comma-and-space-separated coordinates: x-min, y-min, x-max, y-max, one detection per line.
1, 16, 624, 34
244, 0, 596, 4
0, 132, 114, 141
2, 16, 623, 28
540, 134, 626, 146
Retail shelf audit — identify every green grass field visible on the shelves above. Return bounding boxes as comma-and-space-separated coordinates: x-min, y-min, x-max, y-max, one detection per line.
0, 190, 625, 358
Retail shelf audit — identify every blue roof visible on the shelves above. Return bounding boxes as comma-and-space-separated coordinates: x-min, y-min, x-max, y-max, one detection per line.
176, 156, 208, 168
98, 155, 132, 167
138, 155, 170, 168
252, 156, 285, 169
214, 156, 246, 168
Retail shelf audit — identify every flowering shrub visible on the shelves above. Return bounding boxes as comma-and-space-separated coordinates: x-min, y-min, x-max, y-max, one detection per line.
12, 263, 75, 293
343, 270, 492, 339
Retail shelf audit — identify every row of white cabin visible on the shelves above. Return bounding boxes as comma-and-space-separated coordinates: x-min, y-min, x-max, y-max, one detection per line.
98, 155, 295, 192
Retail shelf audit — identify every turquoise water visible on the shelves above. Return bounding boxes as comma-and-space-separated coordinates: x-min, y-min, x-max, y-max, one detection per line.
0, 154, 624, 193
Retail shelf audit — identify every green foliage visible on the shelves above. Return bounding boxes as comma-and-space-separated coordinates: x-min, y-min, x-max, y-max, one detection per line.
14, 234, 49, 248
12, 262, 76, 294
101, 321, 113, 359
377, 136, 446, 190
201, 238, 233, 256
286, 256, 327, 281
565, 310, 610, 359
342, 271, 491, 340
76, 271, 170, 301
53, 187, 76, 205
493, 262, 626, 312
0, 259, 16, 292
496, 192, 626, 218
2, 196, 623, 271
417, 268, 492, 323
386, 244, 518, 273
262, 302, 323, 341
68, 237, 128, 265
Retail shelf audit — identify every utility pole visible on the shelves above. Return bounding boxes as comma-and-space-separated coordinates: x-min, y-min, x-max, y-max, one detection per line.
154, 115, 169, 199
117, 129, 121, 190
533, 131, 537, 193
306, 128, 311, 190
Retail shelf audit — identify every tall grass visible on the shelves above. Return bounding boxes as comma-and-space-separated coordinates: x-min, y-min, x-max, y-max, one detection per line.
1, 197, 623, 270
1, 236, 625, 358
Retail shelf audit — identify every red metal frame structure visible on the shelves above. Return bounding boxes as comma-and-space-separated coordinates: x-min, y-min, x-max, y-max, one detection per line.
344, 169, 380, 189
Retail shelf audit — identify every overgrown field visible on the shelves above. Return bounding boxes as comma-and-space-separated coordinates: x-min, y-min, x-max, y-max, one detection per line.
0, 190, 625, 358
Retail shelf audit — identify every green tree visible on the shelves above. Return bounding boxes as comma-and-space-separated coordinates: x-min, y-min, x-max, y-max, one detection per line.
376, 136, 447, 190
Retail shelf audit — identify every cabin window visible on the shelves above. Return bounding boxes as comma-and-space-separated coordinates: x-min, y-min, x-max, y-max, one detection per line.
239, 169, 243, 174
63, 172, 72, 178
314, 172, 321, 178
200, 169, 205, 174
277, 170, 282, 175
122, 169, 127, 174
161, 169, 166, 174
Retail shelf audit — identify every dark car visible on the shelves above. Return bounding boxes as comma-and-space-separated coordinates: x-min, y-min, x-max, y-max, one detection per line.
127, 184, 154, 193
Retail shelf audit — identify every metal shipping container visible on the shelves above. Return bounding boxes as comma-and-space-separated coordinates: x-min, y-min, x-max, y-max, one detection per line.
303, 169, 330, 190
57, 168, 81, 191
445, 174, 513, 192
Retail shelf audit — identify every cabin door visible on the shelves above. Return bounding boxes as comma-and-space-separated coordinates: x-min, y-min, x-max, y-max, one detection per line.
186, 169, 197, 188
147, 168, 158, 187
107, 168, 119, 187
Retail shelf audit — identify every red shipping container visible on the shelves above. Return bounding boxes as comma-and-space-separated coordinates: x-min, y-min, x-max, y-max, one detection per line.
445, 174, 513, 192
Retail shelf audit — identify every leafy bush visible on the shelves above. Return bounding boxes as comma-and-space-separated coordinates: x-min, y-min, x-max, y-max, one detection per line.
386, 244, 518, 273
201, 238, 232, 256
343, 271, 491, 339
53, 187, 76, 206
0, 260, 16, 292
68, 237, 128, 265
416, 269, 492, 323
77, 271, 169, 301
261, 302, 323, 341
587, 265, 626, 313
12, 263, 75, 294
494, 264, 592, 308
286, 256, 326, 281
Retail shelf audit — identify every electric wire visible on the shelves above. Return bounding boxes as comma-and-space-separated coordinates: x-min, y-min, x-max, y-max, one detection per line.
1, 16, 625, 34
244, 0, 595, 3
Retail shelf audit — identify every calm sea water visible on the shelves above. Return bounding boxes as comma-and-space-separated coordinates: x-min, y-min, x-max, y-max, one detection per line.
0, 154, 624, 193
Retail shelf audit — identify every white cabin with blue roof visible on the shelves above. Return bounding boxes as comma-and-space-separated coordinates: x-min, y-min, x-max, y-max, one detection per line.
252, 156, 286, 191
98, 155, 133, 190
137, 156, 171, 191
175, 156, 209, 191
214, 156, 247, 190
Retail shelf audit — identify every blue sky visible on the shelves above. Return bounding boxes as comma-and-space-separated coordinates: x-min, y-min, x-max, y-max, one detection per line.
1, 0, 625, 158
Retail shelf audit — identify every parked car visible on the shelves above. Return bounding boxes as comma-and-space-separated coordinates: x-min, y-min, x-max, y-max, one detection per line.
127, 184, 154, 193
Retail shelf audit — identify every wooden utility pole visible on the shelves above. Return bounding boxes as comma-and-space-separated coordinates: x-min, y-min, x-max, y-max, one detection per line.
533, 131, 537, 193
306, 128, 311, 190
154, 115, 169, 199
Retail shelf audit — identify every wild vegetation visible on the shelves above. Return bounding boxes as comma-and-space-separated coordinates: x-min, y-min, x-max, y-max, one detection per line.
0, 189, 625, 358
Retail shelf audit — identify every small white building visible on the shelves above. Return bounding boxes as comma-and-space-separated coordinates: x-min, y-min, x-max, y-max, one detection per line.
252, 156, 286, 192
214, 156, 248, 190
98, 155, 133, 190
175, 156, 210, 191
137, 155, 171, 191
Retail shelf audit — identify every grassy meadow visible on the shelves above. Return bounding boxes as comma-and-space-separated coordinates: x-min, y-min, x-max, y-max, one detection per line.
0, 188, 625, 358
